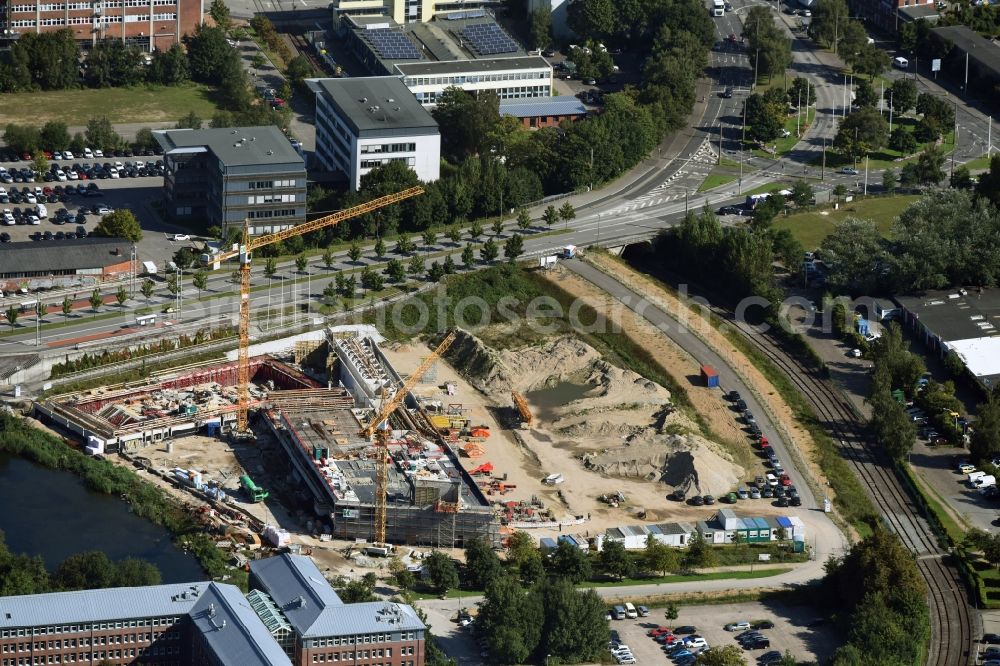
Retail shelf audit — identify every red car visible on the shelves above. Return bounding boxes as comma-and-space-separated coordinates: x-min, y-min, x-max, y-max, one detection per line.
758, 435, 769, 447
647, 627, 672, 637
780, 474, 792, 486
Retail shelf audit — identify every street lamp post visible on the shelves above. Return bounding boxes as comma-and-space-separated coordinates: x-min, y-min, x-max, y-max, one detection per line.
864, 154, 869, 195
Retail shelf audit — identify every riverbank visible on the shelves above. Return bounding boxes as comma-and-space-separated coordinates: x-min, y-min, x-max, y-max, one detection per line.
0, 412, 245, 589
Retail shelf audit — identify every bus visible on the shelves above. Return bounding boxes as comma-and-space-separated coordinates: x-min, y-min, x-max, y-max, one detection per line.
135, 313, 157, 326
240, 475, 269, 502
712, 0, 724, 16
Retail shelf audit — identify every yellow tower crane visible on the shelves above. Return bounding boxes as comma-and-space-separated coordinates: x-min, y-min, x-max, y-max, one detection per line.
360, 330, 457, 546
210, 186, 424, 435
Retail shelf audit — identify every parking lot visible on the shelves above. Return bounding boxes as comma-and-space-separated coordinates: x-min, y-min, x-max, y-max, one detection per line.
1, 157, 195, 266
610, 600, 838, 664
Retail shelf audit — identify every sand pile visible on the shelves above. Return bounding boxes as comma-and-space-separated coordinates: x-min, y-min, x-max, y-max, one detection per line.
447, 330, 745, 494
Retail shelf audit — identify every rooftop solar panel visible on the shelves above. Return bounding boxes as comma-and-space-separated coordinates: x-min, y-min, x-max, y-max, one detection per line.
460, 23, 518, 55
366, 28, 421, 60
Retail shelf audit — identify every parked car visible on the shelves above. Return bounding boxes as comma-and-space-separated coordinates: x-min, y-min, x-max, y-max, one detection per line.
725, 621, 751, 632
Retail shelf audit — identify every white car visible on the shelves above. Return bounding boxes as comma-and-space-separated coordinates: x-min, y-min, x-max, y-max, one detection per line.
53, 151, 63, 161
27, 214, 40, 225
725, 621, 751, 632
615, 656, 636, 665
62, 151, 74, 160
113, 161, 124, 169
94, 149, 104, 158
83, 147, 94, 158
849, 348, 862, 358
95, 204, 113, 215
684, 636, 708, 649
2, 210, 13, 225
55, 170, 67, 181
108, 167, 120, 179
25, 193, 37, 204
67, 170, 79, 180
172, 233, 191, 241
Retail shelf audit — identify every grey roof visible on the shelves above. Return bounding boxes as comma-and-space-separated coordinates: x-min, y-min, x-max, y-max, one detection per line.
895, 288, 1000, 343
655, 522, 694, 536
307, 77, 439, 135
249, 553, 343, 636
249, 554, 423, 637
500, 95, 586, 118
153, 126, 304, 168
0, 237, 134, 275
0, 582, 209, 628
931, 25, 1000, 77
189, 584, 292, 666
899, 3, 940, 21
395, 55, 550, 77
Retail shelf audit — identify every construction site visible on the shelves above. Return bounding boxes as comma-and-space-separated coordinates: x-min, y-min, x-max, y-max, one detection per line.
34, 326, 501, 550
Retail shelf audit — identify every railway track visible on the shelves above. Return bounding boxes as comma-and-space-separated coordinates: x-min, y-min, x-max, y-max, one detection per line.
720, 315, 975, 666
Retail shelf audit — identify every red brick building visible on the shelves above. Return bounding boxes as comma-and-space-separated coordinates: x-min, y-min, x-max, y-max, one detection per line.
2, 0, 201, 51
499, 95, 588, 129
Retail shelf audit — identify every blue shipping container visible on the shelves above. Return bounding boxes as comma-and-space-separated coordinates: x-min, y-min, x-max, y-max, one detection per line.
701, 365, 720, 388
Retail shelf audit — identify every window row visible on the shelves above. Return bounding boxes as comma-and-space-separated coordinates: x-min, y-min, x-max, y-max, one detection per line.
247, 208, 297, 219
247, 179, 297, 189
403, 71, 549, 86
1, 645, 180, 665
246, 194, 296, 204
1, 617, 181, 638
360, 157, 415, 169
359, 142, 416, 155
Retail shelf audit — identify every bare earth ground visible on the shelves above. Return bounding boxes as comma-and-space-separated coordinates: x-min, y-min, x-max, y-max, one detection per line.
584, 253, 834, 507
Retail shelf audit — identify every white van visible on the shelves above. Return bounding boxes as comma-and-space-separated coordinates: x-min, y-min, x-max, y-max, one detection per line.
968, 471, 987, 486
894, 56, 909, 69
977, 475, 996, 489
624, 603, 638, 619
35, 203, 47, 219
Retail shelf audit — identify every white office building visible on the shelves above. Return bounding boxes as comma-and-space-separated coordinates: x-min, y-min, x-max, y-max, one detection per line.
395, 56, 553, 106
308, 76, 441, 191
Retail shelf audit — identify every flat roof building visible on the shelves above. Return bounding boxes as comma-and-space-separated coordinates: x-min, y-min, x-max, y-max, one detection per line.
895, 287, 1000, 388
0, 236, 134, 281
308, 77, 440, 190
154, 127, 306, 237
396, 56, 553, 107
930, 25, 1000, 93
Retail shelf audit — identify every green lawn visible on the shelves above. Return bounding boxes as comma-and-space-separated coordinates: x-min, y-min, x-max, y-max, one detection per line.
750, 107, 817, 158
0, 83, 224, 125
743, 181, 782, 196
772, 195, 919, 249
697, 173, 739, 192
816, 117, 956, 171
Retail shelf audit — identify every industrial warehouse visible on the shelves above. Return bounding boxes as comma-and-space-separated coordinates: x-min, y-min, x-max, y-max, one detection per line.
35, 327, 500, 549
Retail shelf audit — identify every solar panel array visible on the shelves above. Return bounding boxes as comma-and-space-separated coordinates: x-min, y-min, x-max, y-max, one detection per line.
461, 23, 518, 55
366, 29, 421, 60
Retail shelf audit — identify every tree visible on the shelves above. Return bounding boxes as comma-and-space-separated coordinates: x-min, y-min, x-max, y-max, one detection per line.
464, 539, 503, 589
913, 144, 946, 185
286, 55, 314, 85
477, 576, 543, 664
348, 243, 362, 264
443, 254, 457, 274
115, 285, 128, 308
491, 219, 505, 236
809, 0, 850, 50
789, 180, 814, 207
787, 77, 817, 107
3, 124, 41, 154
209, 0, 231, 31
295, 254, 308, 273
4, 306, 17, 331
395, 234, 415, 255
977, 154, 1000, 206
515, 208, 532, 231
503, 234, 524, 262
882, 168, 898, 193
61, 296, 73, 320
644, 536, 681, 576
469, 220, 484, 239
890, 78, 918, 115
360, 267, 384, 292
744, 92, 785, 143
422, 229, 437, 248
386, 258, 406, 283
446, 226, 463, 245
39, 121, 70, 151
598, 539, 633, 580
851, 43, 890, 79
835, 107, 889, 159
745, 7, 791, 80
567, 0, 619, 40
461, 243, 475, 268
250, 53, 267, 71
85, 116, 121, 152
431, 87, 503, 161
112, 558, 161, 587
89, 289, 104, 314
263, 256, 278, 279
951, 165, 974, 190
971, 399, 1000, 463
166, 274, 180, 297
408, 254, 425, 275
54, 551, 116, 590
693, 645, 748, 666
528, 7, 552, 49
664, 603, 679, 621
140, 279, 155, 304
374, 237, 386, 258
427, 261, 446, 282
192, 270, 208, 298
185, 23, 236, 86
31, 151, 48, 176
854, 79, 879, 108
322, 248, 335, 270
480, 238, 500, 263
85, 39, 145, 88
820, 218, 887, 293
889, 127, 918, 155
682, 533, 717, 571
175, 111, 202, 130
547, 540, 592, 583
424, 551, 459, 595
148, 43, 189, 85
93, 209, 142, 242
537, 579, 608, 663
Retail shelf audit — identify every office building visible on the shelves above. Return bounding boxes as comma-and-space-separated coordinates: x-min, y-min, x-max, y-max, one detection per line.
0, 555, 426, 666
308, 76, 440, 190
1, 0, 201, 51
395, 56, 553, 106
154, 127, 307, 237
331, 0, 497, 27
249, 554, 426, 666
